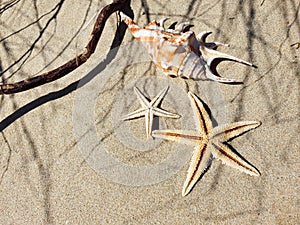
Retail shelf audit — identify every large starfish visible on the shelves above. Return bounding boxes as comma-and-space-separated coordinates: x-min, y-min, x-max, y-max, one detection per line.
152, 92, 261, 196
123, 86, 180, 139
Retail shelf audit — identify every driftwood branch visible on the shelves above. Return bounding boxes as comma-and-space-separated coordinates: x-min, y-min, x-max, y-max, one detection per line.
0, 0, 130, 95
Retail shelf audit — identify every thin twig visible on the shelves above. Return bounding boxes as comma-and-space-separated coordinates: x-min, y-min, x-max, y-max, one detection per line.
0, 0, 130, 95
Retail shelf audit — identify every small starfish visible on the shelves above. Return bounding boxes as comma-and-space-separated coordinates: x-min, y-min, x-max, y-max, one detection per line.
152, 92, 261, 196
123, 86, 180, 139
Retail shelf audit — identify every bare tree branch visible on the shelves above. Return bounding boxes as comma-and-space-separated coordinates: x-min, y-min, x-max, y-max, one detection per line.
0, 0, 130, 95
1, 0, 65, 80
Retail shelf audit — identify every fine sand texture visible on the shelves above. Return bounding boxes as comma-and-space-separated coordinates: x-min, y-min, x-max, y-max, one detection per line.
0, 0, 299, 224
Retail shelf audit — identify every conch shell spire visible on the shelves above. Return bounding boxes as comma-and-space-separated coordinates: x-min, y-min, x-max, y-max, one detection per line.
120, 12, 256, 83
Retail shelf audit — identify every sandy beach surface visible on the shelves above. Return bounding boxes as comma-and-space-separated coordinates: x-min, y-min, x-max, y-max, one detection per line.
0, 0, 299, 224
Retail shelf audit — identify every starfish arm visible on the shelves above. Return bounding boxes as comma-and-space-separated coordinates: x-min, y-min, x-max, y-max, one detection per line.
211, 141, 260, 176
134, 87, 150, 108
211, 121, 261, 142
145, 110, 153, 139
150, 86, 169, 107
182, 142, 211, 196
152, 108, 180, 119
152, 129, 203, 145
122, 108, 147, 121
187, 92, 213, 135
